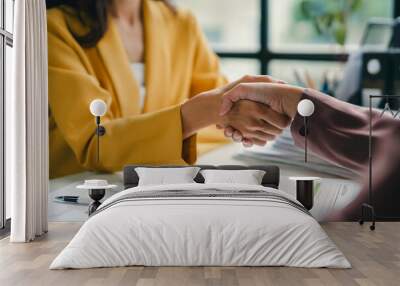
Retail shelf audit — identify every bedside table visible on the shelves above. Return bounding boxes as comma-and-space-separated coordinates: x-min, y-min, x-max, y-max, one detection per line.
77, 180, 117, 215
289, 177, 320, 210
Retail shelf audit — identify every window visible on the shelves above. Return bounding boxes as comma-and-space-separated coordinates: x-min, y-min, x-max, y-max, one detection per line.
0, 0, 14, 231
269, 0, 393, 53
174, 0, 396, 88
176, 0, 260, 52
220, 59, 260, 81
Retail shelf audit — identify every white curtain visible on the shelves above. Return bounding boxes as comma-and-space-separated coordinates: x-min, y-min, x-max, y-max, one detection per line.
8, 0, 49, 242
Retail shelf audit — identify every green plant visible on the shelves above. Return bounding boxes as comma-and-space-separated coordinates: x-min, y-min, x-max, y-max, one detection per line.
299, 0, 363, 45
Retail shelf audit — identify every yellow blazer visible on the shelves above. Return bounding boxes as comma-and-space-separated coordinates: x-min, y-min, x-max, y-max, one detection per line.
47, 0, 228, 178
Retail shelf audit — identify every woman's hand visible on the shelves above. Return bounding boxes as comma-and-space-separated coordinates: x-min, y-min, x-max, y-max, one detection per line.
218, 100, 291, 146
180, 75, 286, 139
218, 82, 304, 147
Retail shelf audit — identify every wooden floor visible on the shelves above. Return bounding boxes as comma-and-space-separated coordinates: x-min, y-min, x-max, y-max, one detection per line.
0, 222, 399, 286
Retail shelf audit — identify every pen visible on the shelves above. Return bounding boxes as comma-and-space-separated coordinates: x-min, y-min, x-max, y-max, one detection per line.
55, 195, 80, 203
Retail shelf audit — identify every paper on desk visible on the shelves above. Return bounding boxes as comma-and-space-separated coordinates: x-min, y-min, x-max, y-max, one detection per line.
240, 128, 356, 179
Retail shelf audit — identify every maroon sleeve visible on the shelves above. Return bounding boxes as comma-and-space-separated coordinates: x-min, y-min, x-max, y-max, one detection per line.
290, 89, 400, 219
291, 89, 400, 174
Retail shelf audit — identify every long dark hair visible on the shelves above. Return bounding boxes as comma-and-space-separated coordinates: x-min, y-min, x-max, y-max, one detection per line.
46, 0, 175, 48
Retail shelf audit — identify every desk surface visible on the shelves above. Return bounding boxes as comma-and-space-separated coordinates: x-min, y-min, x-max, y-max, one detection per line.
198, 144, 342, 178
49, 144, 360, 222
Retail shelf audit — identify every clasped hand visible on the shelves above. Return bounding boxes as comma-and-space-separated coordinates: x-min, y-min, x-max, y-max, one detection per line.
217, 75, 303, 147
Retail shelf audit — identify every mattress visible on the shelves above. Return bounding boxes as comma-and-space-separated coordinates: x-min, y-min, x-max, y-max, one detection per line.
50, 183, 351, 269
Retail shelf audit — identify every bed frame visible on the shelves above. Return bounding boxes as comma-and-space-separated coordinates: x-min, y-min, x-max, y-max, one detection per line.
123, 165, 280, 189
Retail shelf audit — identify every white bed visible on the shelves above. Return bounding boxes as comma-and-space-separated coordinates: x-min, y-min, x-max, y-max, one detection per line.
50, 183, 350, 269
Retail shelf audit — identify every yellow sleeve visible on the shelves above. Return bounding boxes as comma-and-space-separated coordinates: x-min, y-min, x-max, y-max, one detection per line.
187, 12, 230, 153
47, 13, 196, 172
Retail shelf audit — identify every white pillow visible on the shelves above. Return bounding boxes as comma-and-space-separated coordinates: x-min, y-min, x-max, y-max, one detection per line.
200, 169, 266, 185
135, 167, 201, 186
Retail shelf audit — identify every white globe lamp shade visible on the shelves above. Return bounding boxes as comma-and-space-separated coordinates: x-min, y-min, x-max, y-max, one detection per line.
367, 59, 381, 75
297, 99, 315, 117
90, 99, 107, 117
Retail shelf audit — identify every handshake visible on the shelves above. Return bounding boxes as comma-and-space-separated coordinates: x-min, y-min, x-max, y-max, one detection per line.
214, 75, 305, 147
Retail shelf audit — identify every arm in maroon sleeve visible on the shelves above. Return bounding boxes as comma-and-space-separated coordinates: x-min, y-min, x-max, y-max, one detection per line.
291, 89, 400, 174
290, 89, 400, 219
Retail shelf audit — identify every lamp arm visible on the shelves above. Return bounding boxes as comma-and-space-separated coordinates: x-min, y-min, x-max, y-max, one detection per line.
90, 99, 108, 164
95, 116, 106, 163
304, 116, 308, 163
297, 99, 314, 163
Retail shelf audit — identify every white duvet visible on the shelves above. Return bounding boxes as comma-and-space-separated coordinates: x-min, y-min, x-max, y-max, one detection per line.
50, 183, 350, 269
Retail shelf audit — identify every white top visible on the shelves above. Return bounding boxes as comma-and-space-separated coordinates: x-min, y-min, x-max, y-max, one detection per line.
131, 62, 146, 110
76, 179, 117, 190
288, 177, 321, 181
